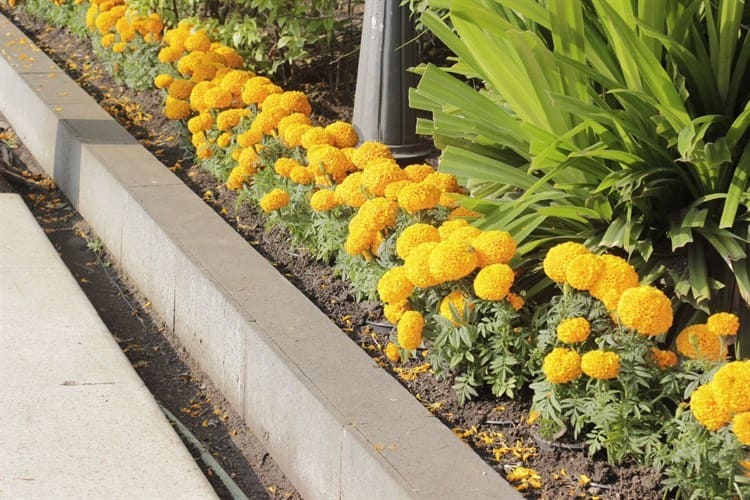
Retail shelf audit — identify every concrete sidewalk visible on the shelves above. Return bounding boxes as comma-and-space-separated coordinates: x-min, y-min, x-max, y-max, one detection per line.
0, 193, 217, 499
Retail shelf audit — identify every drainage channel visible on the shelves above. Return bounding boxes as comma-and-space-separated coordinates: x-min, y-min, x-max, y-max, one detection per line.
0, 116, 301, 500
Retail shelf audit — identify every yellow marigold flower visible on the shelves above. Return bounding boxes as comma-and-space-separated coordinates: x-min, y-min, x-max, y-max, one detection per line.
212, 44, 244, 68
428, 239, 478, 282
280, 123, 312, 149
543, 242, 589, 283
732, 412, 750, 445
154, 73, 173, 90
690, 383, 732, 431
184, 29, 211, 52
355, 197, 399, 231
361, 158, 406, 197
191, 131, 207, 148
446, 226, 483, 245
225, 166, 248, 191
439, 290, 472, 326
707, 312, 740, 336
650, 347, 678, 369
423, 171, 459, 193
163, 97, 191, 120
384, 180, 414, 201
438, 192, 460, 209
216, 108, 248, 131
273, 158, 300, 178
371, 231, 385, 256
334, 172, 366, 208
289, 165, 314, 185
252, 108, 287, 134
236, 128, 263, 148
196, 144, 212, 159
310, 190, 339, 212
712, 361, 750, 414
397, 182, 442, 214
384, 300, 410, 324
474, 264, 514, 301
506, 292, 525, 311
259, 188, 290, 212
278, 112, 311, 135
404, 242, 441, 288
616, 285, 673, 336
470, 230, 516, 267
300, 127, 335, 149
219, 69, 251, 96
112, 42, 127, 54
403, 163, 434, 182
216, 132, 232, 148
344, 225, 375, 255
325, 121, 359, 148
675, 324, 727, 362
581, 350, 620, 380
588, 254, 640, 312
384, 343, 401, 362
556, 317, 591, 344
437, 219, 468, 240
86, 5, 99, 29
203, 87, 233, 110
277, 91, 312, 115
565, 253, 604, 291
240, 77, 278, 105
397, 311, 424, 351
167, 79, 195, 100
101, 33, 116, 48
543, 347, 582, 384
186, 112, 212, 134
377, 266, 414, 304
307, 145, 352, 183
396, 224, 441, 260
351, 141, 393, 170
188, 81, 212, 111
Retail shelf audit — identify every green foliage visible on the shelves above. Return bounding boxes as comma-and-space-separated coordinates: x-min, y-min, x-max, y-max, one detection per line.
21, 0, 88, 36
412, 0, 749, 353
90, 33, 162, 90
655, 405, 750, 499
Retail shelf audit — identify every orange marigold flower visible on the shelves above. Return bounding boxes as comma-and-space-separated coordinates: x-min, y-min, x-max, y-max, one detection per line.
543, 242, 589, 283
384, 300, 410, 324
280, 123, 312, 149
711, 361, 750, 415
616, 285, 673, 336
163, 97, 191, 120
216, 132, 232, 148
196, 144, 212, 159
334, 172, 366, 208
184, 29, 212, 52
278, 113, 312, 136
556, 317, 591, 344
278, 91, 312, 116
384, 180, 414, 201
403, 242, 441, 288
690, 383, 731, 431
707, 312, 740, 336
397, 182, 442, 214
344, 225, 375, 255
422, 171, 459, 193
588, 254, 640, 312
675, 324, 727, 362
506, 292, 525, 311
543, 347, 582, 384
274, 157, 300, 178
187, 112, 213, 134
167, 79, 195, 100
377, 266, 414, 304
301, 127, 335, 149
732, 412, 750, 445
307, 145, 352, 183
564, 253, 604, 291
361, 158, 407, 197
325, 121, 359, 148
471, 230, 516, 267
259, 188, 290, 212
354, 197, 399, 231
403, 163, 434, 182
236, 128, 263, 148
216, 108, 248, 131
384, 343, 401, 362
219, 69, 252, 96
310, 190, 339, 212
581, 350, 620, 380
154, 73, 173, 89
289, 165, 314, 185
225, 166, 247, 191
473, 264, 514, 301
437, 219, 469, 240
446, 226, 483, 245
351, 141, 393, 170
397, 311, 424, 351
439, 290, 473, 326
158, 45, 183, 63
428, 239, 478, 282
203, 87, 233, 109
212, 44, 244, 68
396, 224, 441, 260
238, 148, 259, 172
650, 347, 678, 369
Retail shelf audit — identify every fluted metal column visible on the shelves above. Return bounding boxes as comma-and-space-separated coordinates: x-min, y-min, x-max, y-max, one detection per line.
352, 0, 432, 161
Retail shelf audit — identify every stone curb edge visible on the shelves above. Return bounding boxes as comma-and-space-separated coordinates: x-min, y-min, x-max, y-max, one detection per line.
0, 13, 520, 500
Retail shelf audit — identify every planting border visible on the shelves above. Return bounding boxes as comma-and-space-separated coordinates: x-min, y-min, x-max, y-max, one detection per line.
0, 13, 521, 500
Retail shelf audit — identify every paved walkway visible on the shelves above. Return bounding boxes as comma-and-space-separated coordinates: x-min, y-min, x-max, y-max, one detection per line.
0, 193, 217, 499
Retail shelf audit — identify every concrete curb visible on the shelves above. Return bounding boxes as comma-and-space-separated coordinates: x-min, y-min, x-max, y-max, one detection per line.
0, 14, 521, 500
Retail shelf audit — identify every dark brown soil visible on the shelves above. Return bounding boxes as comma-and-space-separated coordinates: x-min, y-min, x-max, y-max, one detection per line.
1, 6, 665, 498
